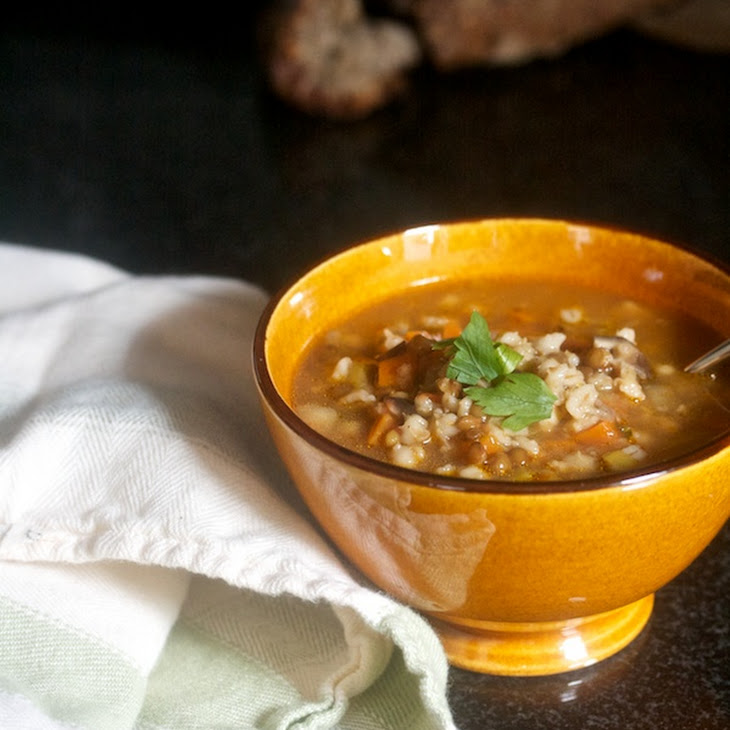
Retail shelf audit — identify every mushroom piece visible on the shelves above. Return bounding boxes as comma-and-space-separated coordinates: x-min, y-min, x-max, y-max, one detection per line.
593, 336, 653, 379
383, 396, 416, 419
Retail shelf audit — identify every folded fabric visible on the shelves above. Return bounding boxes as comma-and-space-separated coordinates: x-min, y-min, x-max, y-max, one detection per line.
0, 243, 456, 730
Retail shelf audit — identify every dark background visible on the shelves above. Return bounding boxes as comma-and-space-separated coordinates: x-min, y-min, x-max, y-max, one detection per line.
1, 6, 728, 728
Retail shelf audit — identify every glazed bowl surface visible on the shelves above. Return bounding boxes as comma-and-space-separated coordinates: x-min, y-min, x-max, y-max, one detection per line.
253, 218, 730, 676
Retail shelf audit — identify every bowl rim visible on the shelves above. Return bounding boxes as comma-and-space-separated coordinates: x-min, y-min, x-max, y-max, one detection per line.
253, 217, 730, 496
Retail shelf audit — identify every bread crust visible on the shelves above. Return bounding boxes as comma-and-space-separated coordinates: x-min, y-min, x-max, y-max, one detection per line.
411, 0, 675, 69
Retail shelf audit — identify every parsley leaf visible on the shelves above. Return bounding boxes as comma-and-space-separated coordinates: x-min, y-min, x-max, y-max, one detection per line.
440, 311, 556, 431
445, 311, 503, 384
466, 374, 556, 431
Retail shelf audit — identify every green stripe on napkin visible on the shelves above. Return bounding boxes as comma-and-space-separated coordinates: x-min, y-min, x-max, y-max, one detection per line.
0, 596, 145, 729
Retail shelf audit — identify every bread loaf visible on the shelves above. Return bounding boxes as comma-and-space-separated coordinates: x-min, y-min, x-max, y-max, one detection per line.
261, 0, 421, 120
260, 0, 711, 119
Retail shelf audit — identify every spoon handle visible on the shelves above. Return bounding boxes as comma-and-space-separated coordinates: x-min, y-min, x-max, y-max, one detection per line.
684, 338, 730, 374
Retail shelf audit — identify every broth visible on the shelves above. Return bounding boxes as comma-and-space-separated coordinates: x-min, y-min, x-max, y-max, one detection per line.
292, 280, 730, 481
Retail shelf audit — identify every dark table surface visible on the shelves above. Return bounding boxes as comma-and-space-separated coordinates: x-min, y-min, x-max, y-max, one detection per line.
2, 10, 728, 729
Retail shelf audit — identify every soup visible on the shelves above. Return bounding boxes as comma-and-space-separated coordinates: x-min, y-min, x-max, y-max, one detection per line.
292, 281, 730, 481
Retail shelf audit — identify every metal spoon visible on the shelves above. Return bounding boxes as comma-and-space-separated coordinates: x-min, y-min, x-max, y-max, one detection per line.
684, 338, 730, 374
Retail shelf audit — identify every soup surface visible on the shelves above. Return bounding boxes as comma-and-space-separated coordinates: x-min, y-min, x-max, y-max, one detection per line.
292, 281, 730, 481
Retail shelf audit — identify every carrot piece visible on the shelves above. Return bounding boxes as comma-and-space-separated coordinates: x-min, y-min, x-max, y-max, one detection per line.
479, 433, 504, 455
367, 411, 397, 446
574, 420, 621, 446
376, 351, 414, 389
441, 320, 462, 339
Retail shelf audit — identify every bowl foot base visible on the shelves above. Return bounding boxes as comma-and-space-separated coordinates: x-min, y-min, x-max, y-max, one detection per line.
429, 594, 654, 676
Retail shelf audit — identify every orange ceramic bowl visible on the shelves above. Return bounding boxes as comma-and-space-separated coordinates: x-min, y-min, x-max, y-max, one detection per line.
253, 219, 730, 676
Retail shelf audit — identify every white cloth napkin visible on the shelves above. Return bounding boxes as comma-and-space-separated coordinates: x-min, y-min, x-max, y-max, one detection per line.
0, 243, 456, 730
